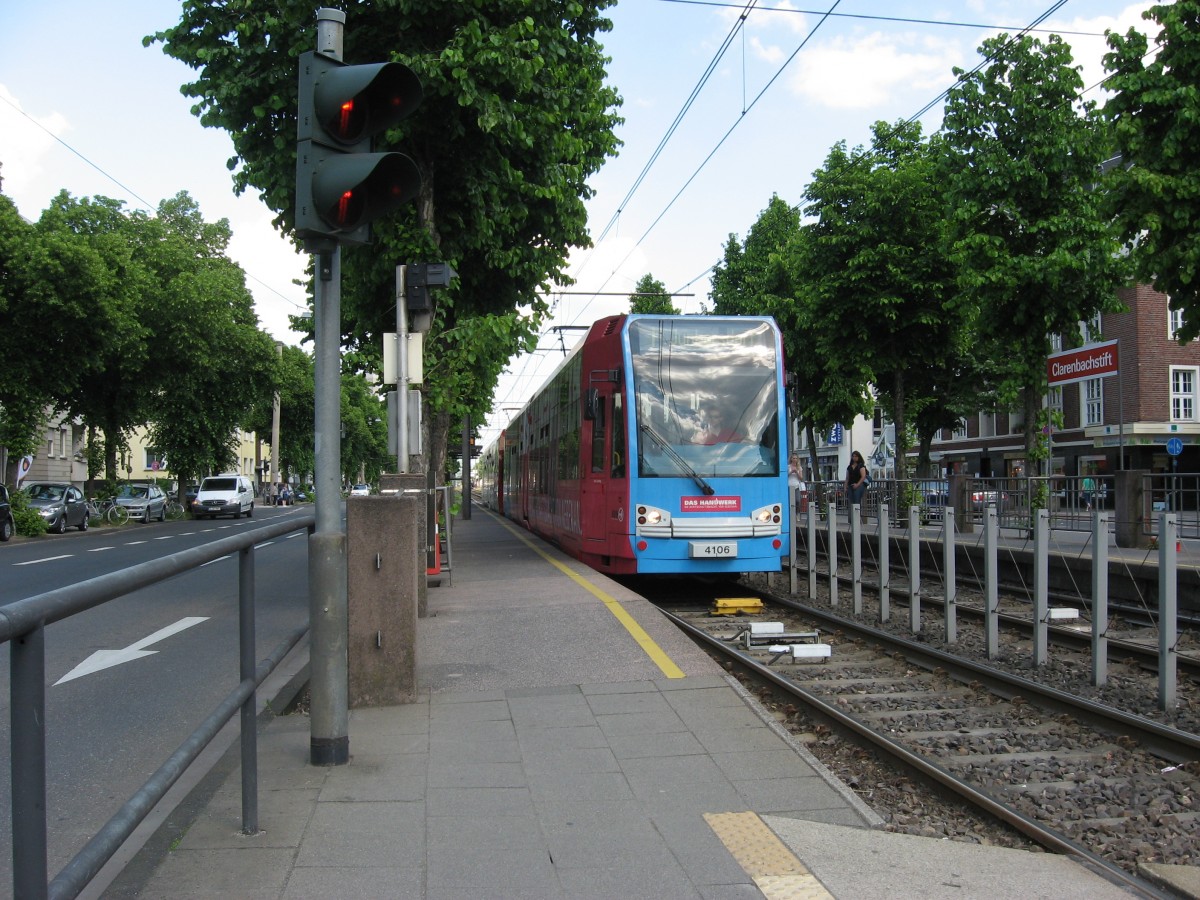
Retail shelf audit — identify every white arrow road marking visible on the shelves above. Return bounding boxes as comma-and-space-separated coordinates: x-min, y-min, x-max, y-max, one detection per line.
55, 616, 209, 685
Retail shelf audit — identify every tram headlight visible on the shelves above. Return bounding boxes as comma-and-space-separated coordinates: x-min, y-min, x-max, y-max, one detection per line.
636, 505, 669, 526
751, 504, 783, 525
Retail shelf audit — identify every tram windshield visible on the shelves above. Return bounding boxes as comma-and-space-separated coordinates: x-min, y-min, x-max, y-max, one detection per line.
629, 318, 780, 479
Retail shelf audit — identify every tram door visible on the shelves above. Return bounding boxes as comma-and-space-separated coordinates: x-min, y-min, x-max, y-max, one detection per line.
580, 382, 613, 549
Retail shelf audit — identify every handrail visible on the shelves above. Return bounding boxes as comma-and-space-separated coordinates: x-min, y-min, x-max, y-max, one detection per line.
4, 511, 316, 900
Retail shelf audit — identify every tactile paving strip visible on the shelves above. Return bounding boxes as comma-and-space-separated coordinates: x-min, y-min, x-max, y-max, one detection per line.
705, 811, 835, 900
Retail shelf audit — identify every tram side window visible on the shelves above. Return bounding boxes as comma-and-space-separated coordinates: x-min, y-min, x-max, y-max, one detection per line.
611, 393, 626, 479
590, 395, 606, 473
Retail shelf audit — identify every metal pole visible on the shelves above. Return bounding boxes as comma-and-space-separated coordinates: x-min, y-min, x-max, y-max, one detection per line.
807, 499, 817, 601
396, 264, 409, 473
239, 545, 259, 833
851, 508, 862, 614
943, 505, 956, 643
310, 245, 348, 766
1092, 511, 1109, 686
984, 506, 999, 658
828, 503, 838, 606
789, 484, 797, 595
271, 341, 283, 495
909, 504, 921, 633
1033, 508, 1049, 666
461, 413, 472, 519
12, 624, 48, 900
879, 502, 890, 623
1159, 512, 1177, 709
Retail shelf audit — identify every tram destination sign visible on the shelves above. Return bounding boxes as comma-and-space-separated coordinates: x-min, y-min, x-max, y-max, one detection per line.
1047, 339, 1118, 387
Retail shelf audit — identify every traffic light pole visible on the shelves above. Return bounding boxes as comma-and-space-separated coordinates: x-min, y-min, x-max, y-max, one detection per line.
397, 264, 409, 473
310, 245, 349, 766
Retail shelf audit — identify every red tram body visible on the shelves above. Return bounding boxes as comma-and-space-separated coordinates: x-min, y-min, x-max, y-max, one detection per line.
477, 314, 789, 576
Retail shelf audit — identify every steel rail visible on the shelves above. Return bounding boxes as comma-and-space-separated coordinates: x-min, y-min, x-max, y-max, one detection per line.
664, 609, 1174, 900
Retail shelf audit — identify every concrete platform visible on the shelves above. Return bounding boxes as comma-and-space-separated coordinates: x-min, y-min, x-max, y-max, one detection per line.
105, 508, 1158, 898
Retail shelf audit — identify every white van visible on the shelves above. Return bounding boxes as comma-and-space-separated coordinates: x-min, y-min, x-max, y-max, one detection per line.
192, 473, 255, 519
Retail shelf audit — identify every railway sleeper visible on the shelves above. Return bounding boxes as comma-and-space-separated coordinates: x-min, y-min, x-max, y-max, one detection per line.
938, 745, 1124, 766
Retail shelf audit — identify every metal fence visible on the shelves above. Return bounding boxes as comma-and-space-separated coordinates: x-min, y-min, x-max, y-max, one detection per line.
0, 512, 315, 900
803, 474, 1200, 540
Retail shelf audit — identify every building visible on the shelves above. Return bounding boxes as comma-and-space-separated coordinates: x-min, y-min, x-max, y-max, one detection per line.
797, 284, 1200, 485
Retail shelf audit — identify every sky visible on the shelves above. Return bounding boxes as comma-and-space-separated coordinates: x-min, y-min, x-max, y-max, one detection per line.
0, 1, 1157, 448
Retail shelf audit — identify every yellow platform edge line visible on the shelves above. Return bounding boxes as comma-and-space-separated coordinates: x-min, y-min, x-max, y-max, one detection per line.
488, 510, 686, 679
705, 811, 836, 900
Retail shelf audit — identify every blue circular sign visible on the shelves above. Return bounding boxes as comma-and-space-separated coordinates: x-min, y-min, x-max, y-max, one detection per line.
1167, 437, 1184, 456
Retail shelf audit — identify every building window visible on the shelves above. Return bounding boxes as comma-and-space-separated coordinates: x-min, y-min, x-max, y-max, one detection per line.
1170, 305, 1185, 340
978, 412, 996, 438
1047, 386, 1063, 415
1171, 367, 1198, 421
145, 449, 167, 471
1080, 312, 1102, 344
1049, 333, 1063, 353
47, 436, 55, 458
952, 418, 968, 440
1081, 378, 1104, 427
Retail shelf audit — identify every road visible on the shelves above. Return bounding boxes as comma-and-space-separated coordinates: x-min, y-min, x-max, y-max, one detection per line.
0, 504, 313, 889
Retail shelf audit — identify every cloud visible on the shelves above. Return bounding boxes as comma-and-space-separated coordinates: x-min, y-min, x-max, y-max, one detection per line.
0, 85, 70, 213
789, 31, 962, 110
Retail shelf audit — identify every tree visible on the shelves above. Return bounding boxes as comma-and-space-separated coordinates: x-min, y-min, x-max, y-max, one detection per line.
36, 193, 156, 484
940, 33, 1127, 473
143, 194, 278, 491
1104, 1, 1200, 340
150, 2, 624, 484
797, 121, 961, 483
629, 274, 678, 314
711, 195, 871, 483
246, 344, 316, 483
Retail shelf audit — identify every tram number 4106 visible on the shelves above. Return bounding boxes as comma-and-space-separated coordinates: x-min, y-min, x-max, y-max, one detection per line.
689, 541, 737, 559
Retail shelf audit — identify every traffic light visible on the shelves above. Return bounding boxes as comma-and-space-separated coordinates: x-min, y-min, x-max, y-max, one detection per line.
295, 50, 423, 248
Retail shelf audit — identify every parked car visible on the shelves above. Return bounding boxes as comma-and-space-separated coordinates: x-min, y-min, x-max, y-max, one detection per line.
185, 483, 201, 505
115, 482, 167, 523
350, 483, 371, 497
24, 481, 90, 533
970, 487, 1009, 510
0, 485, 14, 541
192, 473, 255, 519
915, 480, 949, 517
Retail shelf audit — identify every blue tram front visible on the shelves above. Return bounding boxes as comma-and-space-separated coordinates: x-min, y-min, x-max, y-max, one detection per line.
578, 315, 789, 575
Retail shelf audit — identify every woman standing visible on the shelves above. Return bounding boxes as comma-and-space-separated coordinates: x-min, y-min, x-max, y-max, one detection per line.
846, 450, 868, 508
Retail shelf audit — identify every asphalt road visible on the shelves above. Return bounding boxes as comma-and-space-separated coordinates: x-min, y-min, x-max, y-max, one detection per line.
0, 504, 313, 888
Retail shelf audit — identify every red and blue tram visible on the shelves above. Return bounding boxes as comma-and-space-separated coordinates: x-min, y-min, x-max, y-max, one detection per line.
476, 314, 789, 575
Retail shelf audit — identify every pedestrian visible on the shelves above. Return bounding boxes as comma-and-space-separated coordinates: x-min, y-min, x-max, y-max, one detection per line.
1081, 474, 1096, 512
268, 481, 277, 506
846, 450, 868, 509
788, 454, 808, 514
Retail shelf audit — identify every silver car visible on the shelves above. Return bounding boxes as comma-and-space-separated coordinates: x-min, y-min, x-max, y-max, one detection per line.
115, 483, 167, 523
24, 482, 90, 533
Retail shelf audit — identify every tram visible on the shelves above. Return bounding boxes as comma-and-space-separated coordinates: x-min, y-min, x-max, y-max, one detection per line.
477, 314, 789, 576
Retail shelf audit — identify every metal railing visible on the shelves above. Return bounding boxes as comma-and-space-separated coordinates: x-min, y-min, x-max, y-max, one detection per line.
1, 512, 315, 900
803, 474, 1200, 541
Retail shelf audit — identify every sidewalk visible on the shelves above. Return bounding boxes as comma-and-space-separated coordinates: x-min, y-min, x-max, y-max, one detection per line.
104, 510, 1147, 899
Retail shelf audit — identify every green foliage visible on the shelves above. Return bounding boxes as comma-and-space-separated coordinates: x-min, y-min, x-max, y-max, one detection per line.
629, 274, 679, 314
10, 489, 49, 538
940, 33, 1127, 466
1103, 1, 1200, 341
149, 2, 624, 483
796, 120, 962, 482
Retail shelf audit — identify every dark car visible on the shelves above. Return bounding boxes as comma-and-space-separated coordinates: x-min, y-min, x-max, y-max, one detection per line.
24, 481, 90, 533
185, 484, 200, 505
0, 485, 14, 541
115, 482, 167, 523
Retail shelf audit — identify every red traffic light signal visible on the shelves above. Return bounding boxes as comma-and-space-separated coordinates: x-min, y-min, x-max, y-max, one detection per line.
295, 51, 423, 248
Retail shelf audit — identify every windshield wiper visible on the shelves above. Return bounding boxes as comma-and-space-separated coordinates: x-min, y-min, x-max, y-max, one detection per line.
639, 424, 714, 495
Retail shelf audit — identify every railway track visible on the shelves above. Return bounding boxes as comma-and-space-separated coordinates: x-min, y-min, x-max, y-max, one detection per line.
658, 589, 1200, 897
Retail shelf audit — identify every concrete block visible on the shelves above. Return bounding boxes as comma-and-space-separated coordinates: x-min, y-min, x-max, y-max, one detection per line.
347, 494, 420, 707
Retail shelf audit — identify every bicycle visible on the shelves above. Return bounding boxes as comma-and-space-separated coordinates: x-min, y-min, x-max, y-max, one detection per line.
89, 497, 129, 526
164, 499, 185, 521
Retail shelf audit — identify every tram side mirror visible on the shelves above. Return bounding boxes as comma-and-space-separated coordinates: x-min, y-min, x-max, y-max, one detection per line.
584, 388, 600, 421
